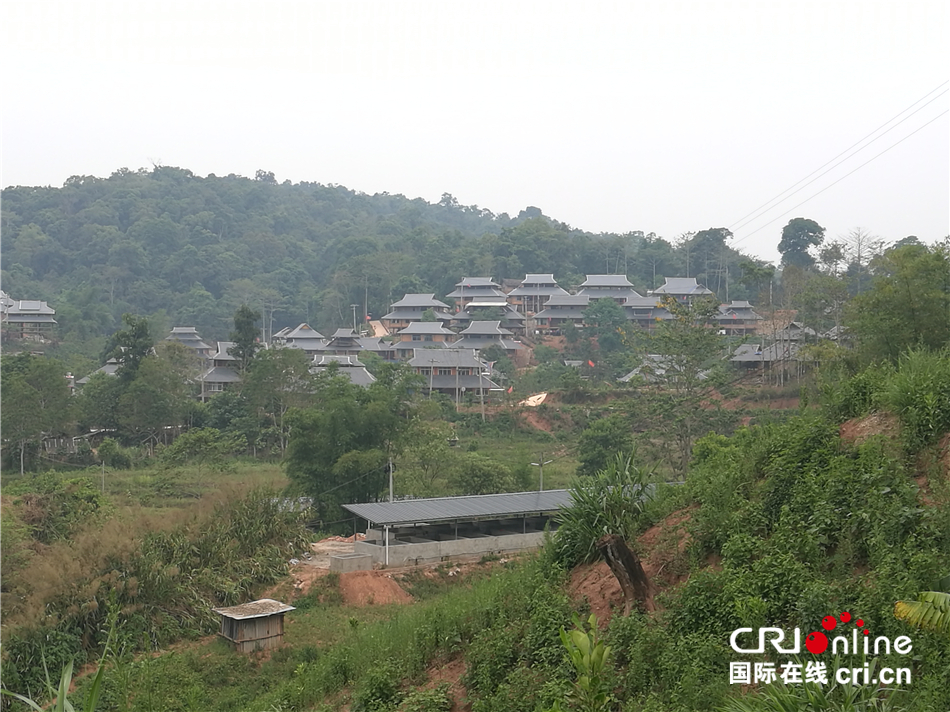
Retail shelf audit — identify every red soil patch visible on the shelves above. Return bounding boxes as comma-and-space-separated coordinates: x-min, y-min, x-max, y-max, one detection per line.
569, 562, 625, 626
568, 507, 696, 625
839, 411, 900, 446
338, 570, 412, 606
519, 409, 553, 432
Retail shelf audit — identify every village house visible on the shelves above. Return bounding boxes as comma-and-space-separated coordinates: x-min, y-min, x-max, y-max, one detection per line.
452, 301, 527, 335
392, 322, 457, 359
649, 277, 714, 302
198, 341, 242, 401
380, 293, 453, 331
717, 300, 763, 336
533, 294, 591, 333
310, 355, 376, 387
0, 292, 58, 341
506, 274, 569, 315
165, 326, 214, 360
409, 348, 499, 401
277, 323, 325, 355
445, 277, 506, 309
449, 321, 523, 356
576, 274, 642, 304
311, 328, 396, 361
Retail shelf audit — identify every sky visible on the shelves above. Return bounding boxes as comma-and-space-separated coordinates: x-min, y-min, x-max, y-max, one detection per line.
2, 1, 947, 265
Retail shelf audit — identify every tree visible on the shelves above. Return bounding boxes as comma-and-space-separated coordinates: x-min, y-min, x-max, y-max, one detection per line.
778, 218, 825, 269
583, 298, 627, 353
244, 348, 315, 454
284, 376, 413, 520
162, 427, 246, 483
229, 304, 261, 374
577, 415, 635, 477
642, 296, 727, 473
846, 242, 950, 363
453, 453, 514, 495
106, 313, 154, 382
1, 355, 72, 474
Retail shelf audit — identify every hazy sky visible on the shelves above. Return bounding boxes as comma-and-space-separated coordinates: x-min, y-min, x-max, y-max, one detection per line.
2, 1, 947, 264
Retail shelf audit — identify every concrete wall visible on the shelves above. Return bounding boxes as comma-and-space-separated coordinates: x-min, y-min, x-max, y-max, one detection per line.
354, 530, 546, 567
330, 553, 374, 572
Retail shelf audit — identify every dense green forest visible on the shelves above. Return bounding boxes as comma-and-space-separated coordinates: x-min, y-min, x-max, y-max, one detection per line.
2, 167, 766, 353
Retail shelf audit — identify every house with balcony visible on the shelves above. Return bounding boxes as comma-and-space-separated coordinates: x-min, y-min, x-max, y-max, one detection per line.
278, 323, 325, 355
449, 321, 523, 356
198, 341, 242, 401
716, 300, 762, 336
393, 322, 457, 359
1, 294, 57, 341
310, 355, 376, 387
165, 326, 214, 360
506, 274, 569, 315
380, 294, 453, 331
533, 294, 591, 333
452, 300, 527, 335
445, 278, 506, 309
649, 277, 714, 302
409, 349, 499, 400
577, 275, 642, 304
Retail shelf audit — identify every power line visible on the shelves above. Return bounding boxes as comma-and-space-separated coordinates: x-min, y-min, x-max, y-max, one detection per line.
729, 81, 949, 235
732, 109, 949, 249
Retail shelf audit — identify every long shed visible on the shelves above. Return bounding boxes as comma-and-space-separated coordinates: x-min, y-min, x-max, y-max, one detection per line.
212, 599, 295, 652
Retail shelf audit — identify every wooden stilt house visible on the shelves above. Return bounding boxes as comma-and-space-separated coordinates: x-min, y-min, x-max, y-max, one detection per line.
213, 599, 295, 652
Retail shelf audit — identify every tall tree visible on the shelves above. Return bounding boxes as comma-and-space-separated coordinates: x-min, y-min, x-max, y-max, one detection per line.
229, 304, 261, 375
846, 242, 950, 362
778, 218, 825, 269
641, 296, 727, 473
106, 313, 154, 382
0, 355, 73, 474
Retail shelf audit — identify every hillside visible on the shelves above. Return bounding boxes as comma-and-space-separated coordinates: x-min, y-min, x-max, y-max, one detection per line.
1, 167, 760, 354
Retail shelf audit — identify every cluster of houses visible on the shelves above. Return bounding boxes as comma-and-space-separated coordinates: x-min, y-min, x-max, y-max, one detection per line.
42, 272, 837, 400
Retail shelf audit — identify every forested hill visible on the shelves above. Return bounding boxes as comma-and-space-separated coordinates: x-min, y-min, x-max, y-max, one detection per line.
1, 166, 760, 347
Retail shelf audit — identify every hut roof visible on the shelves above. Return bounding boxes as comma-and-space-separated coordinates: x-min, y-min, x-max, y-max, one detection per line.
213, 599, 295, 620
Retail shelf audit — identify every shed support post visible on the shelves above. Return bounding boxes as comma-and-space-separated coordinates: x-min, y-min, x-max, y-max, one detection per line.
384, 524, 390, 566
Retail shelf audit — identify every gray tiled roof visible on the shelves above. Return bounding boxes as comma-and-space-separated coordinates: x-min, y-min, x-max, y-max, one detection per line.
542, 294, 590, 307
450, 336, 523, 351
409, 349, 484, 368
342, 490, 573, 527
314, 355, 366, 367
459, 320, 512, 335
200, 366, 242, 383
389, 293, 451, 309
651, 277, 713, 296
452, 277, 501, 288
286, 323, 325, 339
535, 307, 587, 320
581, 274, 636, 288
398, 322, 456, 335
508, 285, 569, 297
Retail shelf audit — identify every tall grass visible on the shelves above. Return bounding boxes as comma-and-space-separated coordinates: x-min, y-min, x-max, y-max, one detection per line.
0, 488, 308, 701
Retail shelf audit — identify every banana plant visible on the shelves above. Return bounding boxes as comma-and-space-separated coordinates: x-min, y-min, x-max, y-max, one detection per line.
894, 575, 950, 636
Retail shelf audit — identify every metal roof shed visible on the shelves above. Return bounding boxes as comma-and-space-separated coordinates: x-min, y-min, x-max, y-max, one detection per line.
213, 599, 295, 653
343, 490, 572, 527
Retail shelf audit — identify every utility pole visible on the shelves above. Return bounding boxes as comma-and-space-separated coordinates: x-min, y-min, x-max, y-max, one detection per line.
388, 453, 394, 503
531, 453, 553, 491
350, 304, 359, 333
478, 350, 486, 421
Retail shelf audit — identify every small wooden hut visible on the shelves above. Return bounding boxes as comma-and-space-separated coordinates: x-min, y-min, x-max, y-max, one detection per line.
212, 599, 295, 652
